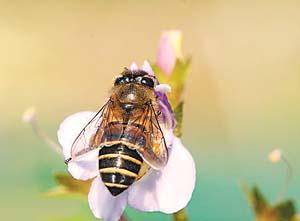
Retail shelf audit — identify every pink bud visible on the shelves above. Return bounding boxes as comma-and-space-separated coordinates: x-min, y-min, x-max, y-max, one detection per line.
156, 30, 182, 75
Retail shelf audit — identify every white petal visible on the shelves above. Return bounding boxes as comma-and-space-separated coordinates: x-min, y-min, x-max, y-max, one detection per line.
128, 137, 196, 214
57, 111, 96, 159
130, 62, 138, 71
57, 111, 98, 180
88, 177, 128, 221
142, 60, 154, 76
67, 149, 99, 180
154, 84, 172, 93
161, 126, 174, 148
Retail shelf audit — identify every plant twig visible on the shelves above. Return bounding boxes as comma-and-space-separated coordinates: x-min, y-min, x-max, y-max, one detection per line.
30, 119, 62, 155
119, 214, 129, 221
277, 155, 293, 201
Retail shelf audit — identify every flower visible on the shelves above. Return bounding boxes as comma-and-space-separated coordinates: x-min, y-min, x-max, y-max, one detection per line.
57, 62, 196, 221
268, 149, 282, 163
156, 30, 183, 75
22, 106, 36, 123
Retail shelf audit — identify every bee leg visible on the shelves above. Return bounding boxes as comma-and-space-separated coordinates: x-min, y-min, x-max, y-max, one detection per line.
64, 157, 72, 165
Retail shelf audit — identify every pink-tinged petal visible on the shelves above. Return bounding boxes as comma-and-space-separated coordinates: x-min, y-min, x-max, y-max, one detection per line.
57, 111, 96, 159
67, 149, 99, 180
156, 91, 176, 129
57, 111, 98, 180
88, 176, 128, 221
142, 60, 154, 76
161, 127, 174, 149
128, 137, 196, 214
156, 30, 182, 75
130, 62, 138, 71
154, 84, 171, 94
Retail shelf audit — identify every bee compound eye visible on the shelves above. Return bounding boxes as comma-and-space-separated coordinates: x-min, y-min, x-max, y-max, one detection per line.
141, 77, 154, 88
135, 76, 142, 83
114, 77, 125, 85
124, 76, 131, 83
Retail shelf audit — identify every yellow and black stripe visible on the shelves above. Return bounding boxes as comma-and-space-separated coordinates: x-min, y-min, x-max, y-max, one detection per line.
98, 144, 143, 196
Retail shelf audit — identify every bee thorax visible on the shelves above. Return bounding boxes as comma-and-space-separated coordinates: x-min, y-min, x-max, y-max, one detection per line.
120, 103, 135, 113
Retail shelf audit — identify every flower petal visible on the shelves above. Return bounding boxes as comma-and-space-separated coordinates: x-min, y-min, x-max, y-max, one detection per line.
156, 91, 176, 130
130, 62, 138, 71
88, 176, 128, 221
57, 111, 96, 159
142, 60, 154, 76
160, 125, 174, 149
154, 84, 171, 94
67, 149, 99, 180
57, 111, 98, 180
128, 137, 196, 214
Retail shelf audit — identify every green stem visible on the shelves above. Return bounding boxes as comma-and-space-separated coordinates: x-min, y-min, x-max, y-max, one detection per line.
173, 102, 188, 221
277, 155, 293, 201
173, 209, 188, 221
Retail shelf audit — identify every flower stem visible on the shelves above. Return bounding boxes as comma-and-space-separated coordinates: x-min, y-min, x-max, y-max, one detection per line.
29, 118, 62, 155
173, 103, 188, 221
277, 155, 293, 201
173, 209, 188, 221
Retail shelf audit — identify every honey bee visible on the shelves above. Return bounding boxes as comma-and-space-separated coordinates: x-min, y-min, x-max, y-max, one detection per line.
66, 68, 168, 196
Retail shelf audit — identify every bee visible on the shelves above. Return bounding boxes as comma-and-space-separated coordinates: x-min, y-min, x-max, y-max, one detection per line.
66, 68, 168, 196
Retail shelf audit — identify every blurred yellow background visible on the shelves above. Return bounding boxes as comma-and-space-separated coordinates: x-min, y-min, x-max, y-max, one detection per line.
0, 1, 299, 220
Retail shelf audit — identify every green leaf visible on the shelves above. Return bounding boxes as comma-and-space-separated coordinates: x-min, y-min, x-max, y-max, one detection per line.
293, 214, 300, 221
174, 102, 184, 137
152, 58, 191, 108
46, 172, 92, 197
246, 186, 269, 215
243, 184, 298, 221
171, 58, 191, 86
273, 200, 296, 221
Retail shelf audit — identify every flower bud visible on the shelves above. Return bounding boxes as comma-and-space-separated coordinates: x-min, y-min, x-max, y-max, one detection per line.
268, 149, 282, 163
22, 106, 36, 123
156, 30, 182, 75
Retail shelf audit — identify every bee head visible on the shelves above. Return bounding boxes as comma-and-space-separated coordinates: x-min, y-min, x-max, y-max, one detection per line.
114, 68, 158, 88
112, 68, 158, 106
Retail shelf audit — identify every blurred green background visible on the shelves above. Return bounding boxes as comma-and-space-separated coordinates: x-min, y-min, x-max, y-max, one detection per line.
1, 1, 299, 220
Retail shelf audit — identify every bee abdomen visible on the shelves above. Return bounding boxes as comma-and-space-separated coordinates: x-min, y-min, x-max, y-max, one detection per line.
98, 144, 143, 196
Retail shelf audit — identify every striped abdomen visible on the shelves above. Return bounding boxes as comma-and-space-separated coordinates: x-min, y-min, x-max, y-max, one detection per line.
98, 143, 143, 196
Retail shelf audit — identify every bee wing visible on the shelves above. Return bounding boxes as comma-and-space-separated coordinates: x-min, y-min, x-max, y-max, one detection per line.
69, 100, 111, 162
134, 103, 169, 170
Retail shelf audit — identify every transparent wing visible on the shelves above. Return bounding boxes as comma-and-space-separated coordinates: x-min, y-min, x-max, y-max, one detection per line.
134, 102, 169, 170
68, 100, 110, 163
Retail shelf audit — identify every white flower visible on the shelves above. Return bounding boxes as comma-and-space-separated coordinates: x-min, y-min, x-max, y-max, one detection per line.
268, 149, 282, 163
57, 62, 196, 221
57, 113, 195, 221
